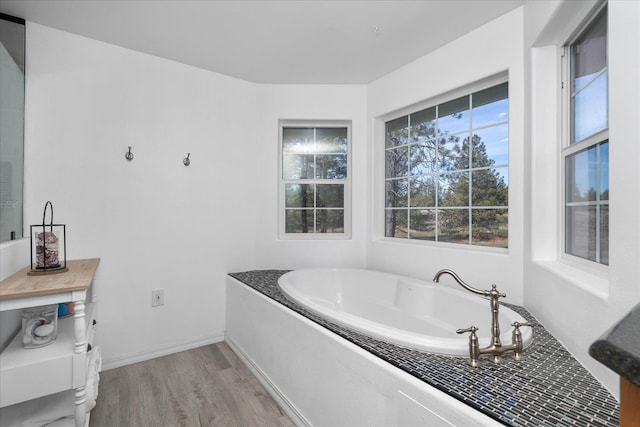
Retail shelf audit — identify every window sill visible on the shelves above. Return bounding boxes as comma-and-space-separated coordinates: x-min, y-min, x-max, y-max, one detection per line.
533, 259, 609, 300
278, 234, 352, 241
376, 237, 509, 255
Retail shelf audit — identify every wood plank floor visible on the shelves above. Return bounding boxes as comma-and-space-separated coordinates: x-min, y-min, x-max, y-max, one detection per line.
90, 342, 296, 427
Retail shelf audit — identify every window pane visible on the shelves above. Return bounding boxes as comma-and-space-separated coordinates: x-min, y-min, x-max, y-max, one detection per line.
573, 70, 608, 142
438, 209, 469, 243
472, 82, 509, 128
566, 205, 598, 262
600, 204, 609, 265
316, 184, 344, 208
385, 209, 408, 238
386, 146, 408, 178
572, 9, 607, 90
316, 154, 347, 179
472, 124, 508, 168
566, 146, 598, 202
410, 175, 436, 207
438, 96, 469, 136
438, 134, 468, 171
316, 128, 347, 153
386, 179, 408, 208
566, 204, 608, 264
283, 128, 314, 153
564, 142, 607, 265
283, 154, 314, 179
410, 107, 436, 143
409, 209, 435, 240
411, 107, 436, 127
472, 209, 508, 248
285, 184, 314, 208
571, 8, 607, 143
439, 172, 469, 207
316, 209, 344, 233
286, 209, 314, 233
410, 141, 437, 175
600, 142, 609, 200
472, 167, 508, 206
386, 116, 408, 148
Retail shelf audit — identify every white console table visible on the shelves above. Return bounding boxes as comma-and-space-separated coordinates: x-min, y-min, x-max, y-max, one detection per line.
0, 258, 100, 427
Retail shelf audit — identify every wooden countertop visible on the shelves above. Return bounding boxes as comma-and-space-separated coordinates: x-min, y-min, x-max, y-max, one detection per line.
0, 258, 100, 300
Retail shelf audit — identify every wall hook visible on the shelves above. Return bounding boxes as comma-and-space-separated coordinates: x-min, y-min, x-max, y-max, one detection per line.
183, 153, 191, 166
125, 146, 134, 161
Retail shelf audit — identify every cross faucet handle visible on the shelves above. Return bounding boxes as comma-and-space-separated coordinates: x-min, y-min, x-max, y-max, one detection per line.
511, 321, 533, 361
456, 326, 479, 335
487, 284, 507, 299
457, 326, 481, 367
512, 321, 532, 329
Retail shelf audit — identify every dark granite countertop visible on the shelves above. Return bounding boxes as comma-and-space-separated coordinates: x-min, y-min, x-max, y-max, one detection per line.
229, 270, 619, 427
590, 302, 640, 388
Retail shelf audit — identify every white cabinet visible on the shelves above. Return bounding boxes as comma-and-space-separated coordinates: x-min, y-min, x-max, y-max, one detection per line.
0, 259, 100, 427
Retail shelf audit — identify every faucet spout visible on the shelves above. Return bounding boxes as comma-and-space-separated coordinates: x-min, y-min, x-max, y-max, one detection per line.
432, 269, 493, 297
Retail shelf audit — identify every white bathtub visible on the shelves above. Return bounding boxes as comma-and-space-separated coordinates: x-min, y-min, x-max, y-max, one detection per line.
278, 268, 532, 356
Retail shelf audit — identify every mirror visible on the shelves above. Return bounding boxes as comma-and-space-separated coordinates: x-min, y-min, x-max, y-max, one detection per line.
0, 13, 25, 242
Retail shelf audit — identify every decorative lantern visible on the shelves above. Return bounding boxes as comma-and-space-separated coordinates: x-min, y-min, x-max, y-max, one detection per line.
29, 201, 67, 275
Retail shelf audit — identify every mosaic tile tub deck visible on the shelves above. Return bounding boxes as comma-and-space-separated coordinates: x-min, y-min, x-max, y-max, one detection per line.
229, 270, 620, 427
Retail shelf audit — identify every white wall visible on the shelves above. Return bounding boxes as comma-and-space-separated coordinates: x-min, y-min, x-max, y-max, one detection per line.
2, 23, 368, 368
253, 84, 367, 269
19, 23, 259, 368
527, 0, 640, 396
365, 9, 527, 305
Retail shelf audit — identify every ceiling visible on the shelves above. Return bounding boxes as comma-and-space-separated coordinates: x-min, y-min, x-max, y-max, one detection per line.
0, 0, 524, 84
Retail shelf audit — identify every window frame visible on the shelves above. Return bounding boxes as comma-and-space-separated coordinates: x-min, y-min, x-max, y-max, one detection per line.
278, 119, 352, 240
560, 2, 609, 267
379, 74, 510, 250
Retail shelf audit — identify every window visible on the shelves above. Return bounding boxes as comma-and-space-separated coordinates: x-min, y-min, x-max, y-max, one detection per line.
279, 121, 351, 238
563, 5, 608, 265
384, 81, 509, 248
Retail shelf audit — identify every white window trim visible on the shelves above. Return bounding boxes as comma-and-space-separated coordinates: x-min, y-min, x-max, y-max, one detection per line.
529, 0, 609, 299
375, 72, 509, 252
278, 119, 352, 240
559, 2, 609, 270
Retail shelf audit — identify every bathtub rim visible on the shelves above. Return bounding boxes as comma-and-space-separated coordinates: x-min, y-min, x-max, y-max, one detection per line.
277, 267, 532, 356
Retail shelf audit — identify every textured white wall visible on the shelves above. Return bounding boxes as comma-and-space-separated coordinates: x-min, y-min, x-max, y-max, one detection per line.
527, 0, 640, 397
2, 23, 368, 368
253, 84, 368, 270
21, 23, 259, 368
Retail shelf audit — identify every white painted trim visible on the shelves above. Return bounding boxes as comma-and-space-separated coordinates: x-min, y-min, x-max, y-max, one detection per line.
225, 335, 310, 427
101, 334, 225, 371
277, 119, 353, 240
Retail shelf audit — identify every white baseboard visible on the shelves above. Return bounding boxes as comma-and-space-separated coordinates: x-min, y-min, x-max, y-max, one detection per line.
225, 334, 310, 427
101, 334, 225, 371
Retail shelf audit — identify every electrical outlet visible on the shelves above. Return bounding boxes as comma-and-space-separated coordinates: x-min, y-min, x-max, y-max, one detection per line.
152, 289, 164, 307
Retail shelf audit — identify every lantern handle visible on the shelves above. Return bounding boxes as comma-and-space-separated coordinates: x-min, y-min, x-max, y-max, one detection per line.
43, 201, 54, 232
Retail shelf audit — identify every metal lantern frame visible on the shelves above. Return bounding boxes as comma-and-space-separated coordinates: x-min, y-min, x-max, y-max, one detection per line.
29, 201, 67, 275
